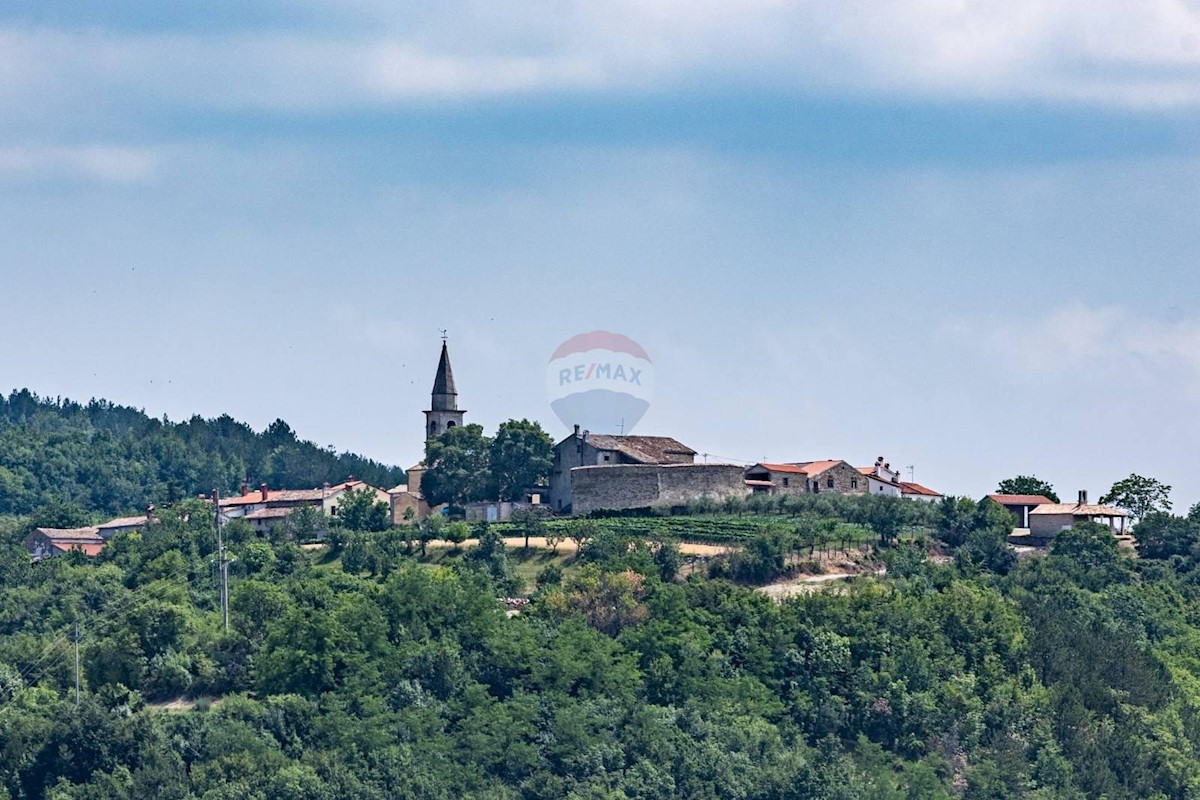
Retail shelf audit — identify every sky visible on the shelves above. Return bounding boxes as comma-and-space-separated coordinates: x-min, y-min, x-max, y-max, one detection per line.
2, 1, 1200, 506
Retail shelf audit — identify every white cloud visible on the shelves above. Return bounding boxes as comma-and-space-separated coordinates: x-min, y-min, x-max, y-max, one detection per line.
2, 0, 1200, 117
966, 301, 1200, 386
0, 145, 160, 182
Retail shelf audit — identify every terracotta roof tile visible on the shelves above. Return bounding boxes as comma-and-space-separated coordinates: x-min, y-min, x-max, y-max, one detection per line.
1029, 503, 1127, 517
219, 480, 368, 507
987, 494, 1054, 506
754, 463, 810, 474
900, 481, 942, 497
751, 460, 847, 476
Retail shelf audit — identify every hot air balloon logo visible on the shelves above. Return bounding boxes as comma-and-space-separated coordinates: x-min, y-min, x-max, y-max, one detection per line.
545, 331, 654, 435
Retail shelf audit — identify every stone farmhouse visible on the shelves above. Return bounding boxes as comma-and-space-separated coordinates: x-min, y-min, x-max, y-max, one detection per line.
219, 479, 389, 534
550, 426, 698, 512
1028, 495, 1129, 542
25, 510, 156, 561
744, 460, 866, 496
24, 527, 106, 561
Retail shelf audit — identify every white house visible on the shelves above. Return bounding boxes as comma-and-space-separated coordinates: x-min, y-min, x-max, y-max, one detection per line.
858, 457, 903, 497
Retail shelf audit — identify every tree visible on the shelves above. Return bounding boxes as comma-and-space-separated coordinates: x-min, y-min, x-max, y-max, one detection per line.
416, 514, 444, 557
283, 504, 330, 542
489, 419, 554, 502
1101, 474, 1172, 523
1051, 520, 1122, 570
422, 424, 492, 507
1132, 511, 1198, 559
653, 537, 683, 582
511, 506, 549, 549
443, 521, 470, 551
861, 495, 908, 546
996, 475, 1059, 503
936, 496, 978, 548
335, 488, 390, 532
567, 518, 598, 552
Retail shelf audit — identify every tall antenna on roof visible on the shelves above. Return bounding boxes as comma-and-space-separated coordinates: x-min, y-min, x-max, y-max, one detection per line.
906, 465, 915, 483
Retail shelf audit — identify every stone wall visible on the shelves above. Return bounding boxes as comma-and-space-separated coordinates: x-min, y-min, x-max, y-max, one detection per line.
571, 463, 748, 516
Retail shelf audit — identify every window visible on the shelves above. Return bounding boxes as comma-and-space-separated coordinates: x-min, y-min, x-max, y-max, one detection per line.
782, 477, 789, 487
603, 454, 610, 462
851, 478, 858, 489
827, 477, 834, 488
429, 421, 438, 435
446, 420, 456, 429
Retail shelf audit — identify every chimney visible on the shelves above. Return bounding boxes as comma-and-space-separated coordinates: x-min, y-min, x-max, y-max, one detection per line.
240, 482, 250, 497
261, 483, 269, 502
574, 424, 581, 437
1078, 490, 1088, 505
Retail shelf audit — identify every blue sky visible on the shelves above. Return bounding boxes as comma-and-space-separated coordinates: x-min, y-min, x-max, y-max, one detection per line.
3, 1, 1200, 506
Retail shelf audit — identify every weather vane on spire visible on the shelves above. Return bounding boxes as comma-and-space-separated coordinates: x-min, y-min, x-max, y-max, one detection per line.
439, 328, 448, 343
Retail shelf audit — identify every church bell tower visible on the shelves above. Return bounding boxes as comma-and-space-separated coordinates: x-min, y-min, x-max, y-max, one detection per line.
424, 336, 466, 441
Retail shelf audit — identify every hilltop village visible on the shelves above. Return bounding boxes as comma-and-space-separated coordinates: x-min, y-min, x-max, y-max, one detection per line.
23, 340, 1132, 560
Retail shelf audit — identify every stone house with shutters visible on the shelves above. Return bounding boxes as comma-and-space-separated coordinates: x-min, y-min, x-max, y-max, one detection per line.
743, 460, 867, 496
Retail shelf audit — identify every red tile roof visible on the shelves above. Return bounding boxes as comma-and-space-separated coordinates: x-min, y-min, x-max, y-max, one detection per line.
56, 542, 105, 557
858, 468, 903, 488
900, 481, 942, 497
987, 494, 1054, 506
744, 479, 775, 487
753, 460, 847, 477
219, 480, 368, 507
755, 463, 810, 475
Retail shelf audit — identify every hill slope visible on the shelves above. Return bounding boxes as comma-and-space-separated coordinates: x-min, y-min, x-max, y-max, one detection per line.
0, 388, 405, 516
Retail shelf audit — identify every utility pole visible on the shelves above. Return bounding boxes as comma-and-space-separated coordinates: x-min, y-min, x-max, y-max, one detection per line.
73, 621, 80, 708
212, 489, 228, 632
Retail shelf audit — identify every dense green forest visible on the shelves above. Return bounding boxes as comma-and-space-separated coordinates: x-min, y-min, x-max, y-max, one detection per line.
0, 390, 406, 517
4, 493, 1200, 798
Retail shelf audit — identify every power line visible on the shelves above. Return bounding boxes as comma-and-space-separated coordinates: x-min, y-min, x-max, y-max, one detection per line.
0, 559, 203, 718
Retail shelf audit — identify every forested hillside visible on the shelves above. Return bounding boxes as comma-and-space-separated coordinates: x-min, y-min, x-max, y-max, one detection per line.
4, 497, 1200, 798
0, 389, 406, 516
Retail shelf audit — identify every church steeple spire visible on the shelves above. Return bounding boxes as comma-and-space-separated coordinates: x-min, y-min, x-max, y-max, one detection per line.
431, 340, 457, 410
424, 337, 466, 440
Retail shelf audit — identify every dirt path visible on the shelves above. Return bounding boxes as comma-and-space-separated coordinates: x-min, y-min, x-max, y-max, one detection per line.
757, 567, 886, 601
